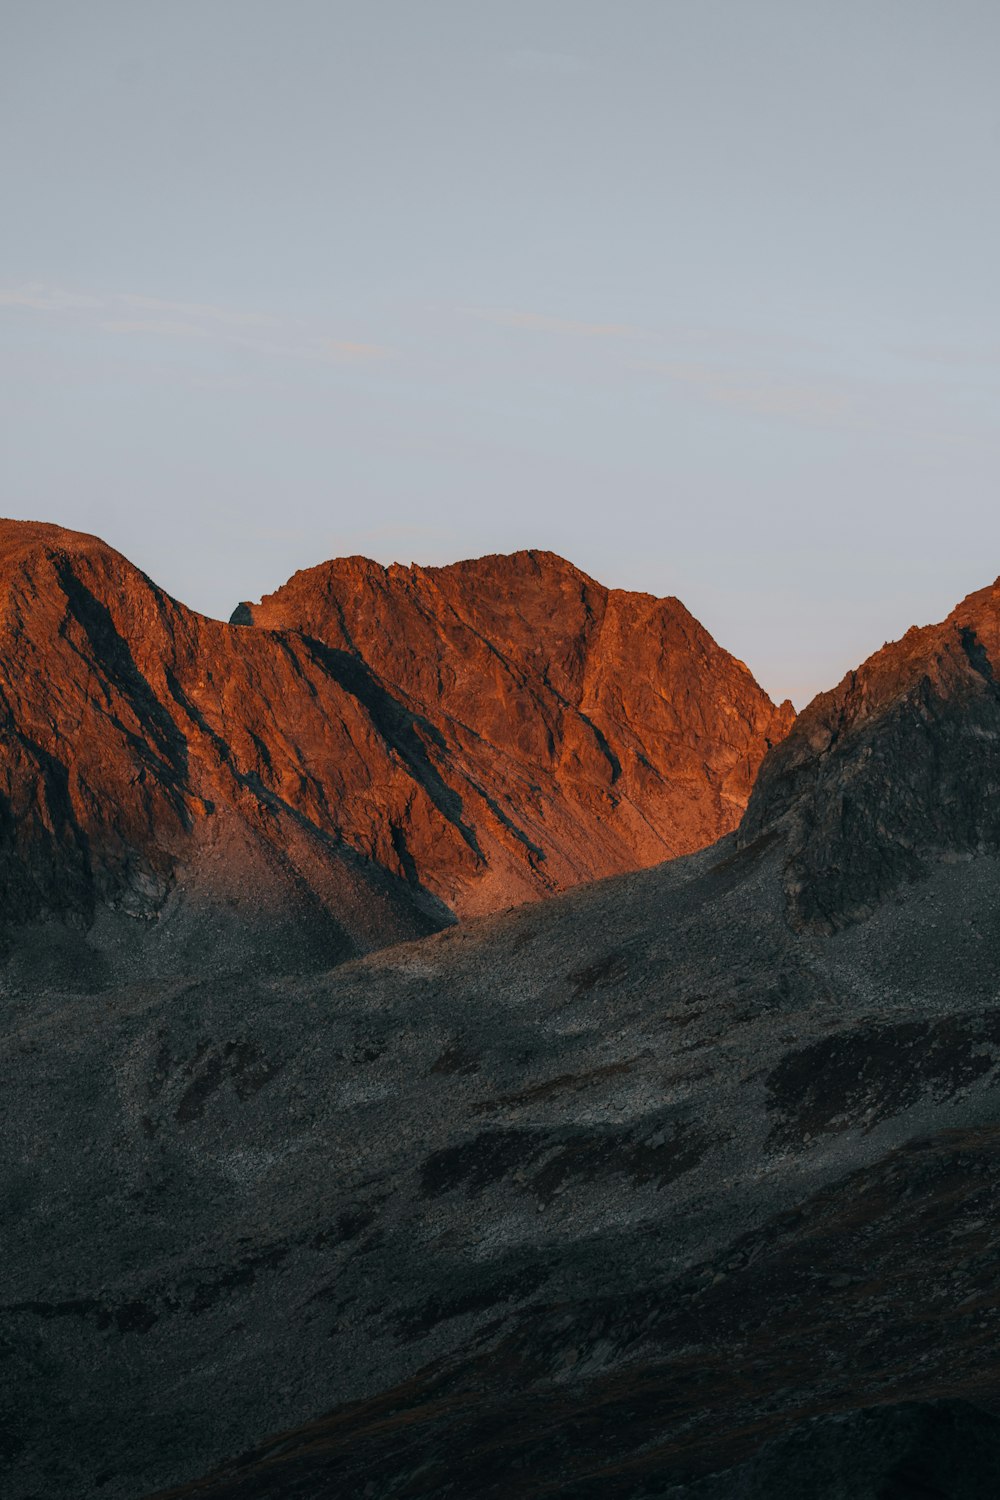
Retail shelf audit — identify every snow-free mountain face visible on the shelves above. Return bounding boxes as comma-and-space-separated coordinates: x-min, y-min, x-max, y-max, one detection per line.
741, 574, 1000, 931
6, 563, 1000, 1498
232, 547, 794, 915
0, 521, 790, 984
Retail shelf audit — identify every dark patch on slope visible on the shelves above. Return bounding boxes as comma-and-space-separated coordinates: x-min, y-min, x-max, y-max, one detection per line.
174, 1040, 283, 1124
394, 1259, 548, 1343
420, 1130, 543, 1198
55, 558, 191, 805
766, 1011, 1000, 1145
302, 638, 486, 863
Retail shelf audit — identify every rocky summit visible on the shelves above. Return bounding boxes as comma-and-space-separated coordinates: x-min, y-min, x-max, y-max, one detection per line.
740, 574, 1000, 931
0, 522, 790, 989
4, 548, 1000, 1499
233, 548, 794, 913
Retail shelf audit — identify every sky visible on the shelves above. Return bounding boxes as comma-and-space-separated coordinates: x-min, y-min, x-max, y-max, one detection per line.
2, 1, 1000, 706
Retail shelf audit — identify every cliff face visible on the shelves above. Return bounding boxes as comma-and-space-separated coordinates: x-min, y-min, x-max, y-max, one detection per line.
234, 549, 794, 915
740, 578, 1000, 931
0, 522, 449, 972
0, 523, 791, 971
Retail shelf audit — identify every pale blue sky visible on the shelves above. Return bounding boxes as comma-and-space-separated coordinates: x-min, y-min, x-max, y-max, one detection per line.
3, 1, 1000, 704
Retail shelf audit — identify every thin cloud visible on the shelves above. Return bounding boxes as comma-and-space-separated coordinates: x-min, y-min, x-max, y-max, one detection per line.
119, 294, 280, 329
101, 318, 211, 339
0, 283, 102, 312
324, 339, 393, 362
0, 280, 392, 367
645, 360, 853, 424
467, 306, 640, 339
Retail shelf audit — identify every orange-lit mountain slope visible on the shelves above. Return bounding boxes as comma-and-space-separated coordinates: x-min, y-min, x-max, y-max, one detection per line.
234, 548, 793, 916
0, 522, 791, 971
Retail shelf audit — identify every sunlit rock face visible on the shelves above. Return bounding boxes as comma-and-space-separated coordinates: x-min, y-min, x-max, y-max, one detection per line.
232, 547, 794, 915
0, 521, 790, 982
0, 520, 446, 980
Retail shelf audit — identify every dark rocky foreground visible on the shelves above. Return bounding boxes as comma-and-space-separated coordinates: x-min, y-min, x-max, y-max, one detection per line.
4, 833, 1000, 1499
4, 569, 1000, 1498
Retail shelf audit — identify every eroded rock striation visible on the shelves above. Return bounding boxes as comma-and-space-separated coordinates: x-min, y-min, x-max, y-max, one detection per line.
0, 522, 790, 979
233, 549, 794, 914
0, 521, 448, 978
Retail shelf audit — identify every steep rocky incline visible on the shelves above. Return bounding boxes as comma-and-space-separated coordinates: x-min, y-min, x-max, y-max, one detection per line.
740, 577, 1000, 931
233, 549, 794, 914
0, 522, 791, 979
0, 521, 449, 976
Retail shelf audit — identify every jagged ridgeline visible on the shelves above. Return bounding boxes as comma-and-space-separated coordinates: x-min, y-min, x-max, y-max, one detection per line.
741, 575, 1000, 930
0, 520, 791, 979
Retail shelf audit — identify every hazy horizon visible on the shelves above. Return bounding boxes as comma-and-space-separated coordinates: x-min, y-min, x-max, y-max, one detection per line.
4, 1, 1000, 707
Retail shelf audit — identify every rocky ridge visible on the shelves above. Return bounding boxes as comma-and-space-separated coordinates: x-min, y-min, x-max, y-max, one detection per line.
741, 575, 1000, 930
233, 548, 794, 914
0, 523, 790, 979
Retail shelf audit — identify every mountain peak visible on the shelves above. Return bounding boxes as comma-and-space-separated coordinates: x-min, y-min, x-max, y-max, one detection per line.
0, 516, 126, 567
234, 545, 792, 912
741, 575, 1000, 930
0, 523, 790, 968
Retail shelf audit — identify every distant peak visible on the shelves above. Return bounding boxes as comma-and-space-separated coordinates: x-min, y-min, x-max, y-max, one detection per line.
0, 519, 148, 591
0, 518, 117, 562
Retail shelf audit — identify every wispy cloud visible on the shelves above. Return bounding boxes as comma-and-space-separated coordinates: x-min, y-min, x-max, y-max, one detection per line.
461, 308, 826, 358
101, 318, 211, 339
466, 306, 640, 339
644, 360, 853, 424
0, 280, 394, 366
324, 339, 393, 362
118, 294, 280, 330
0, 283, 102, 312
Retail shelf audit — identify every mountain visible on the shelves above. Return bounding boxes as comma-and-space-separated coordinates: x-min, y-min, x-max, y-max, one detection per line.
5, 571, 1000, 1498
232, 548, 795, 914
740, 574, 1000, 930
0, 520, 444, 982
0, 522, 790, 984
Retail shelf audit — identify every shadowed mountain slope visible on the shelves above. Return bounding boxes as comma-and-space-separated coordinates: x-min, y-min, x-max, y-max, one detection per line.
5, 571, 1000, 1497
741, 575, 1000, 931
0, 522, 790, 980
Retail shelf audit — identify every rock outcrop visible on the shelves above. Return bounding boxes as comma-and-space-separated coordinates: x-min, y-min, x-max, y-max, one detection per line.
234, 549, 794, 915
0, 522, 791, 979
740, 577, 1000, 931
0, 521, 447, 977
